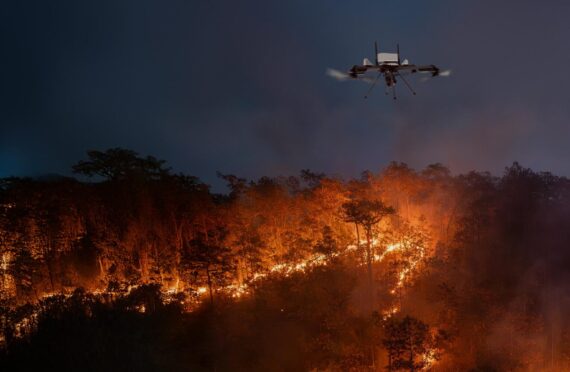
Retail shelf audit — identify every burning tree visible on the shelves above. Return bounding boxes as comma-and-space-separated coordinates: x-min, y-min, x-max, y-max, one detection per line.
183, 227, 234, 305
313, 226, 340, 262
382, 315, 448, 371
341, 198, 395, 308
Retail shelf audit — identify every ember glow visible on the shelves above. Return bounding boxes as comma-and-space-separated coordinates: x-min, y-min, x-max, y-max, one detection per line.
1, 155, 570, 371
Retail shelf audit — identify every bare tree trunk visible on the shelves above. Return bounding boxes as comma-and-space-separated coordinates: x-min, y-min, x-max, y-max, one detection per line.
365, 228, 376, 371
409, 331, 414, 372
46, 258, 56, 292
173, 216, 184, 291
206, 266, 214, 305
44, 240, 56, 292
366, 230, 374, 311
98, 256, 105, 278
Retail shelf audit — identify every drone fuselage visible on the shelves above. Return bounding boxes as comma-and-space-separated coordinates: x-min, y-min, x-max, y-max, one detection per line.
384, 71, 396, 87
349, 63, 430, 88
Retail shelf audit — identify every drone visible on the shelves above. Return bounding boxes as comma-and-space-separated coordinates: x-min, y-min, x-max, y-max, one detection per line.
327, 42, 450, 99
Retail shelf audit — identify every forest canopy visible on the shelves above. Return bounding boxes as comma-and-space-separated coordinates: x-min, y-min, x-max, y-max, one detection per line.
1, 149, 570, 371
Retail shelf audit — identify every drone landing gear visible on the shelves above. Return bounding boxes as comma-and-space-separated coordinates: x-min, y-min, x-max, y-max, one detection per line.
365, 72, 417, 100
364, 72, 382, 99
377, 82, 398, 99
396, 73, 416, 96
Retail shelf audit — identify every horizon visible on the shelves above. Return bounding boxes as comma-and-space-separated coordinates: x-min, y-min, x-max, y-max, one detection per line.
1, 148, 559, 193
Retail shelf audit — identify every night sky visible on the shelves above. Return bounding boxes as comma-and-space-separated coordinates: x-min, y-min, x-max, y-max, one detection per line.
2, 0, 570, 190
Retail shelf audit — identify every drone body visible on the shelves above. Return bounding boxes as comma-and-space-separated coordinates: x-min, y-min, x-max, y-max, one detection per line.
328, 42, 449, 99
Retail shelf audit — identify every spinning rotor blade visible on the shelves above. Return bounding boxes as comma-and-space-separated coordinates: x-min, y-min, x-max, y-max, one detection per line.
420, 69, 452, 82
326, 68, 351, 81
326, 68, 375, 84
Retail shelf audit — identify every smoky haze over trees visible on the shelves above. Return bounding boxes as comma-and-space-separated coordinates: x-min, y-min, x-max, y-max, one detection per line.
6, 1, 570, 187
1, 149, 570, 370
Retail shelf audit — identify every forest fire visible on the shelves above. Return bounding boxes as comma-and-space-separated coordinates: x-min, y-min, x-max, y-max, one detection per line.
5, 0, 570, 369
2, 151, 570, 370
206, 241, 411, 305
0, 235, 421, 354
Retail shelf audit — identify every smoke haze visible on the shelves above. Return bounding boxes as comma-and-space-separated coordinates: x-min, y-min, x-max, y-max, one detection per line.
2, 0, 570, 190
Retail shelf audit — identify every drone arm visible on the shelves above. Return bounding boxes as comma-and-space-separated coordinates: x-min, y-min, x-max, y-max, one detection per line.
417, 64, 441, 76
394, 64, 418, 73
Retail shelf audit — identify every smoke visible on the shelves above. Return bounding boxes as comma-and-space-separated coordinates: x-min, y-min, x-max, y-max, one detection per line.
389, 0, 570, 175
3, 0, 570, 189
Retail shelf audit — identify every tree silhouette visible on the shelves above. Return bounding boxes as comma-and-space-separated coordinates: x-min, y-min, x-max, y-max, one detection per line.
383, 316, 430, 371
183, 228, 234, 305
341, 198, 395, 309
72, 148, 171, 181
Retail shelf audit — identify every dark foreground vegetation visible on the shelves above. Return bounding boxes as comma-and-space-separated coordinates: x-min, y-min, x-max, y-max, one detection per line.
2, 148, 570, 370
0, 266, 387, 371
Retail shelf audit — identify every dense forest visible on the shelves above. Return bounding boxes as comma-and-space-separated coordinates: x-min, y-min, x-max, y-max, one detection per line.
2, 148, 570, 371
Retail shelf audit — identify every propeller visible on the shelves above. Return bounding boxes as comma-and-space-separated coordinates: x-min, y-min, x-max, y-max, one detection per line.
326, 68, 351, 81
326, 68, 376, 84
420, 69, 451, 82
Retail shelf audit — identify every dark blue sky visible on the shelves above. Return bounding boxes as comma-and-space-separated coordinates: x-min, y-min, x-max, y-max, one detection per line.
2, 0, 570, 189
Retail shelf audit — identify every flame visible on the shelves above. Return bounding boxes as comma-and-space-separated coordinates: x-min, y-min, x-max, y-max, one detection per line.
7, 239, 424, 312
374, 242, 401, 262
2, 232, 431, 350
382, 304, 401, 320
